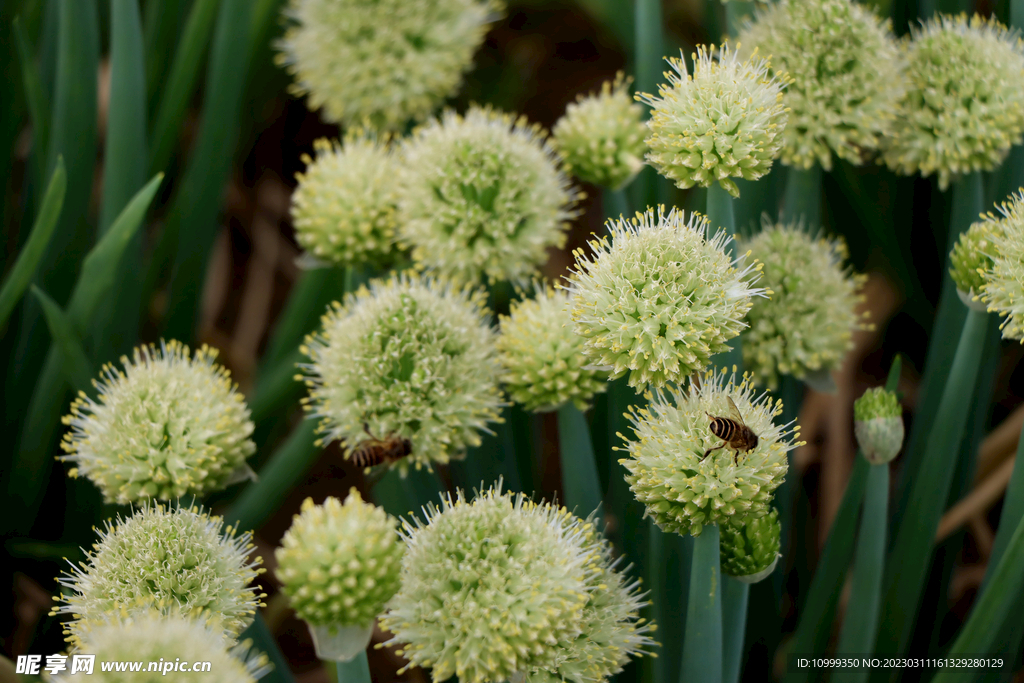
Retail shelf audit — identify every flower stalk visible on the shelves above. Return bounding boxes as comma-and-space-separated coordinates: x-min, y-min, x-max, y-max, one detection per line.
876, 307, 989, 657
680, 524, 723, 683
783, 166, 822, 227
557, 403, 604, 519
335, 651, 371, 683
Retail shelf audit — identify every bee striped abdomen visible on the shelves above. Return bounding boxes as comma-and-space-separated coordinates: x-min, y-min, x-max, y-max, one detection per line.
710, 417, 739, 441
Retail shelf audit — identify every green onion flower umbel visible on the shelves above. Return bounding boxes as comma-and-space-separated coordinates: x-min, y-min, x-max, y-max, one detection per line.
740, 222, 868, 391
496, 286, 609, 412
719, 508, 781, 583
380, 486, 652, 683
521, 513, 655, 683
854, 387, 904, 465
291, 132, 401, 268
638, 44, 788, 198
737, 0, 903, 170
619, 369, 800, 537
59, 341, 256, 505
277, 0, 502, 130
52, 504, 265, 647
980, 191, 1024, 339
950, 216, 1002, 309
399, 106, 579, 283
275, 490, 404, 660
568, 206, 764, 390
300, 275, 504, 473
552, 73, 648, 190
59, 611, 268, 682
883, 14, 1024, 190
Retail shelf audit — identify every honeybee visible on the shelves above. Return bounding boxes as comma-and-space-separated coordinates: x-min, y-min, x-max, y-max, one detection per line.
702, 396, 759, 463
348, 423, 412, 469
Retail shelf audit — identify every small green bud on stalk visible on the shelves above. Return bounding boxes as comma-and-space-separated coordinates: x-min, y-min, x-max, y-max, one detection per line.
720, 508, 781, 584
853, 387, 904, 465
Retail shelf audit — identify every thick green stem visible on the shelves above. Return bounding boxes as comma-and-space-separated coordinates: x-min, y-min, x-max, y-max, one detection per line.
557, 403, 604, 519
633, 0, 667, 211
893, 172, 983, 536
335, 651, 370, 683
875, 308, 989, 657
708, 182, 742, 372
606, 188, 631, 224
633, 0, 663, 124
681, 525, 723, 683
785, 359, 900, 683
722, 578, 750, 683
834, 463, 889, 683
783, 166, 822, 227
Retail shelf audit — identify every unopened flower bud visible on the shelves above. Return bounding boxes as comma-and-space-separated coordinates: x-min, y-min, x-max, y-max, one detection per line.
853, 387, 904, 464
720, 508, 781, 584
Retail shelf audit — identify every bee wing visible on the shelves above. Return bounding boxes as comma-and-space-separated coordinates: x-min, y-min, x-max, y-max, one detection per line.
725, 396, 746, 424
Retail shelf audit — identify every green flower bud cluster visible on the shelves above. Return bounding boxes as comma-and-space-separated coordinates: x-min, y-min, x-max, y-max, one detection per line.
58, 612, 268, 682
291, 131, 401, 268
552, 73, 647, 190
398, 106, 579, 284
720, 508, 781, 583
738, 0, 903, 170
619, 369, 799, 537
980, 192, 1024, 340
740, 223, 868, 391
568, 206, 764, 390
59, 340, 255, 505
275, 490, 403, 629
638, 44, 788, 198
853, 387, 904, 464
277, 0, 503, 130
381, 486, 652, 683
950, 218, 1001, 305
52, 504, 265, 647
496, 286, 609, 413
883, 14, 1024, 190
300, 275, 504, 473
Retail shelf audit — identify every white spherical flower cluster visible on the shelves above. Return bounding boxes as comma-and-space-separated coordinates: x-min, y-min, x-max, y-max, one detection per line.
739, 223, 868, 390
883, 15, 1024, 189
738, 0, 903, 170
980, 192, 1024, 340
52, 504, 265, 647
381, 486, 652, 683
275, 490, 404, 629
57, 612, 268, 683
496, 286, 609, 413
638, 44, 788, 197
277, 0, 502, 130
552, 73, 648, 190
399, 106, 579, 283
300, 275, 504, 473
291, 132, 401, 268
59, 340, 255, 505
568, 206, 764, 390
619, 369, 800, 537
